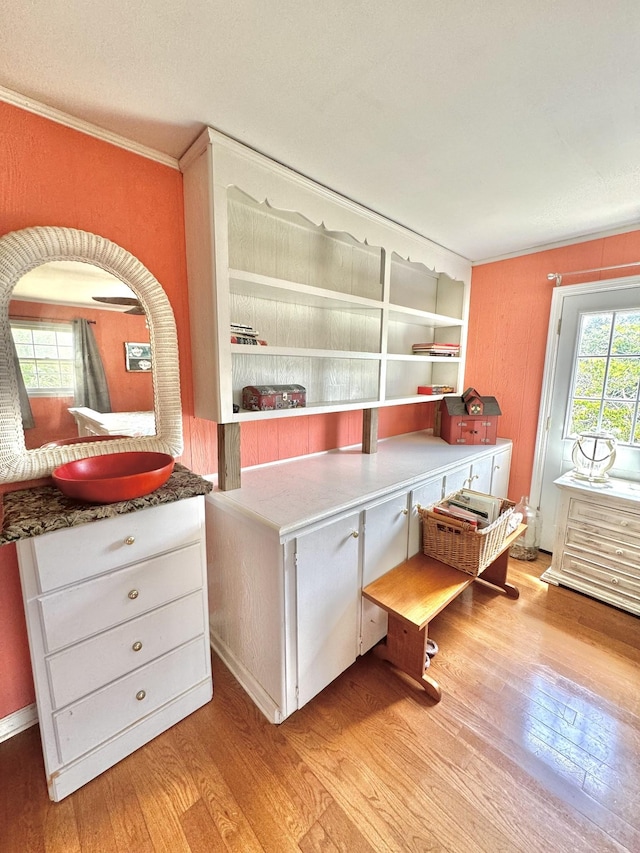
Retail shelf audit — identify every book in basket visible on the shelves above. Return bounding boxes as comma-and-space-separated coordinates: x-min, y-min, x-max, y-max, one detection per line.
419, 492, 517, 576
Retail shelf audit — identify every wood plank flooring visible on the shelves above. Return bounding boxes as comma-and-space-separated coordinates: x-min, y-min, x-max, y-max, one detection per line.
2, 554, 639, 852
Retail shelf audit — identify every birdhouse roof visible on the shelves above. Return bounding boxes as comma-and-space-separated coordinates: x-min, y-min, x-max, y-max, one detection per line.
442, 395, 502, 416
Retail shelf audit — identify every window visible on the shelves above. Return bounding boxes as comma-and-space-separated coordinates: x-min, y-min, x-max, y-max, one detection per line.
10, 320, 74, 396
567, 308, 640, 445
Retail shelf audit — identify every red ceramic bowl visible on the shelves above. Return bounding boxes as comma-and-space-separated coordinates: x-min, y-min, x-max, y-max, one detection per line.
52, 451, 175, 504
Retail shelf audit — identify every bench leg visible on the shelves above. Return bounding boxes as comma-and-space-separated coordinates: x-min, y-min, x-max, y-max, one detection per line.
477, 549, 520, 599
373, 614, 442, 702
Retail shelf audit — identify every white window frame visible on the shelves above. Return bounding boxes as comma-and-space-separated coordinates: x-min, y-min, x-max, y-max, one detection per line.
10, 318, 74, 397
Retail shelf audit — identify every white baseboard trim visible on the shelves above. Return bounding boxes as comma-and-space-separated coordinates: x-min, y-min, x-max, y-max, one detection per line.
0, 703, 38, 744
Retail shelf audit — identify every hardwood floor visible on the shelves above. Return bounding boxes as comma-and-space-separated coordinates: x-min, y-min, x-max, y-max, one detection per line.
2, 554, 639, 852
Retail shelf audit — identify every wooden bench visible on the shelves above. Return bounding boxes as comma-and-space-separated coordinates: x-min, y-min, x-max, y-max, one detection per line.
362, 524, 524, 701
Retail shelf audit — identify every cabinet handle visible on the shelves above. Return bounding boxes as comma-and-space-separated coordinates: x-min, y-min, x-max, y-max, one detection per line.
620, 520, 629, 527
136, 690, 146, 701
493, 464, 501, 471
611, 577, 620, 585
615, 548, 624, 556
351, 530, 359, 538
401, 508, 409, 515
124, 536, 135, 545
128, 589, 139, 600
132, 641, 143, 652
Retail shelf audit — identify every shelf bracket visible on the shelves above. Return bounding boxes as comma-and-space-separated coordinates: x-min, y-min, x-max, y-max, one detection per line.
217, 423, 241, 491
362, 408, 378, 454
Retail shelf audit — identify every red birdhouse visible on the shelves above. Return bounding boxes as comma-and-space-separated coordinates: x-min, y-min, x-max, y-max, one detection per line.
437, 388, 501, 445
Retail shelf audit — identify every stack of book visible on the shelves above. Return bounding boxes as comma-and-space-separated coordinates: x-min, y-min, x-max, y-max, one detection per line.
411, 342, 460, 357
432, 489, 502, 529
230, 322, 267, 346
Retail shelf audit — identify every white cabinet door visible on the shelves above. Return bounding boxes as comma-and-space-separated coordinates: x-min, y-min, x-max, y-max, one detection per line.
469, 455, 493, 494
360, 492, 410, 653
408, 476, 445, 557
295, 513, 360, 708
442, 463, 473, 496
489, 445, 512, 497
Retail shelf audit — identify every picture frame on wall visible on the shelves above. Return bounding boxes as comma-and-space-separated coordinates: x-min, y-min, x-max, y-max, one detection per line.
124, 341, 152, 372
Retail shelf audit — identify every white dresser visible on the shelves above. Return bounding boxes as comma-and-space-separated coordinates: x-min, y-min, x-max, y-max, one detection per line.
542, 473, 640, 616
16, 496, 212, 801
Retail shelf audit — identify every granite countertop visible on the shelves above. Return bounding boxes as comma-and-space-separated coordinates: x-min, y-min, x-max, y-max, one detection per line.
0, 463, 212, 545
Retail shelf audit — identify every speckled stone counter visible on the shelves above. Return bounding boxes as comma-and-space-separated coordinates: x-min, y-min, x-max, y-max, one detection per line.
0, 463, 212, 545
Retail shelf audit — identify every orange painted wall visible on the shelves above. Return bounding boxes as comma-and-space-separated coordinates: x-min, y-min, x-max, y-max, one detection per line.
467, 229, 640, 503
0, 102, 436, 721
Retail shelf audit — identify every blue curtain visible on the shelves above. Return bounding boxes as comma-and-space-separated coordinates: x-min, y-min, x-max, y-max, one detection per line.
72, 319, 112, 412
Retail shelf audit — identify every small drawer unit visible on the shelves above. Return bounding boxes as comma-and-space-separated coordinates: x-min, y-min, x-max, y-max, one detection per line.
16, 496, 212, 801
542, 474, 640, 616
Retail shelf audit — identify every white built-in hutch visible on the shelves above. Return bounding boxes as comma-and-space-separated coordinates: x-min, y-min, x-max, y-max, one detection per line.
179, 128, 472, 489
179, 129, 513, 722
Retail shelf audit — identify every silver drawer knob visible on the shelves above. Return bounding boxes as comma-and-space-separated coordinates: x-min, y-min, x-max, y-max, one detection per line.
611, 577, 620, 585
136, 690, 146, 701
402, 508, 409, 515
128, 589, 139, 600
615, 549, 624, 556
132, 641, 143, 652
351, 530, 359, 538
124, 536, 135, 545
620, 520, 629, 527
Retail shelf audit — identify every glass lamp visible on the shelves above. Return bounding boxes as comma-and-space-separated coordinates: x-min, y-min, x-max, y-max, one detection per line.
571, 431, 617, 483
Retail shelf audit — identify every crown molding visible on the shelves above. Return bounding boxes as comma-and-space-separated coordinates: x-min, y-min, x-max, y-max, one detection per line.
0, 85, 179, 170
473, 221, 640, 266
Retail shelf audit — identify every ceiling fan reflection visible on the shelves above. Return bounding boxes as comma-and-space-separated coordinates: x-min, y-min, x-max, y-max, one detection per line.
91, 296, 144, 315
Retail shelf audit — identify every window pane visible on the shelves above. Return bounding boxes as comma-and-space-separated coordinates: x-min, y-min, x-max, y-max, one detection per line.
611, 310, 640, 355
34, 344, 59, 360
37, 363, 63, 387
20, 361, 38, 388
11, 328, 32, 344
574, 357, 606, 397
578, 313, 612, 356
32, 329, 57, 346
60, 362, 74, 386
601, 401, 634, 443
605, 357, 640, 399
15, 342, 34, 359
568, 399, 599, 436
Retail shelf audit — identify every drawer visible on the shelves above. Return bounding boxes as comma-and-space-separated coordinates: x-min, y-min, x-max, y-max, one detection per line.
32, 497, 204, 593
46, 591, 206, 709
561, 553, 640, 599
565, 525, 640, 573
52, 636, 210, 765
39, 542, 203, 653
568, 498, 640, 546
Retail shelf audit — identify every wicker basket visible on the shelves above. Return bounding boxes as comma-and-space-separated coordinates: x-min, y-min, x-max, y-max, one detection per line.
419, 494, 516, 576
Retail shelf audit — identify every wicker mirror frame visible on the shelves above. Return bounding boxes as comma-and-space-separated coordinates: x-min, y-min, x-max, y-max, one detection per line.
0, 226, 183, 483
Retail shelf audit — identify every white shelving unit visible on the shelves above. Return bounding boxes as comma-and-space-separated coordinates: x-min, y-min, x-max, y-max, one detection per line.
180, 128, 471, 485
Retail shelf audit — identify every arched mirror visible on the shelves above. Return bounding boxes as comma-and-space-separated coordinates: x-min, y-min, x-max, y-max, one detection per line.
0, 226, 183, 483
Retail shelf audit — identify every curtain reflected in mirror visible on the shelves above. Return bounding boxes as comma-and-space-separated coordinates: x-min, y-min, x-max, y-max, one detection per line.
10, 260, 155, 450
9, 333, 35, 429
72, 319, 112, 412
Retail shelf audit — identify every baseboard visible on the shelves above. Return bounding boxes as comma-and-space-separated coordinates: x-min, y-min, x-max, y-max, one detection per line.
0, 703, 38, 743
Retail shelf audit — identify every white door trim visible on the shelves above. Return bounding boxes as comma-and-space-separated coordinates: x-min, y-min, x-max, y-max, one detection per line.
530, 274, 640, 527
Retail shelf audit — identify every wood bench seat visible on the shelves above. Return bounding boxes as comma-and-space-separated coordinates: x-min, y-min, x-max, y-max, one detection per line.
362, 524, 524, 701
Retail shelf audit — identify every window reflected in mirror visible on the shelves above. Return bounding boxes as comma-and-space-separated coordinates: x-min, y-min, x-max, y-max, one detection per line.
10, 261, 155, 450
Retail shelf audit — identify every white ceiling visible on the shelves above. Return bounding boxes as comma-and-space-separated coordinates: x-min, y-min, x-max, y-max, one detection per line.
2, 1, 640, 262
